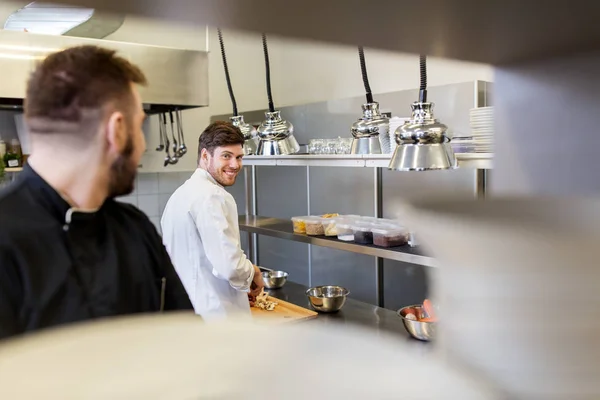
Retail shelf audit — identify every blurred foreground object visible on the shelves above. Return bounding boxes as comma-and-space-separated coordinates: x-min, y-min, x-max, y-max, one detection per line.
0, 313, 499, 399
404, 197, 600, 400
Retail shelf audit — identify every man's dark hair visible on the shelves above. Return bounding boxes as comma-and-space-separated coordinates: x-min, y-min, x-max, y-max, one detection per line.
198, 121, 245, 159
25, 45, 147, 134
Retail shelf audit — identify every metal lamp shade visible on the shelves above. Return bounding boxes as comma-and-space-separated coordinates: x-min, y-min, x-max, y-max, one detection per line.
389, 102, 457, 171
230, 115, 259, 155
389, 143, 456, 171
256, 111, 300, 156
350, 102, 389, 155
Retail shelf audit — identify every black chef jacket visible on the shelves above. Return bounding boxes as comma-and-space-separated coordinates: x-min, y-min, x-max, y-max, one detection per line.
0, 165, 193, 340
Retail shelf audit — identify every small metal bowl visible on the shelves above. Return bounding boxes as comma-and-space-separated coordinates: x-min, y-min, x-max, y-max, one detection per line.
305, 285, 349, 313
397, 305, 436, 341
261, 270, 289, 289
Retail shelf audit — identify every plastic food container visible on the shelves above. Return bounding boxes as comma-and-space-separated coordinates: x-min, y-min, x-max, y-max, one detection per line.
322, 217, 343, 237
291, 216, 311, 234
352, 223, 375, 244
305, 217, 325, 236
336, 222, 355, 241
372, 226, 409, 248
340, 214, 361, 220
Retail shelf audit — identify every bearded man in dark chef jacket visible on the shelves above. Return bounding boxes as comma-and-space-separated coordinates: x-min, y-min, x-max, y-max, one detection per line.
0, 45, 193, 339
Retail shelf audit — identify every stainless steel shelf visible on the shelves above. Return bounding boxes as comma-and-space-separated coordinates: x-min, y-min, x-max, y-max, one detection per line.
241, 153, 492, 169
239, 215, 438, 268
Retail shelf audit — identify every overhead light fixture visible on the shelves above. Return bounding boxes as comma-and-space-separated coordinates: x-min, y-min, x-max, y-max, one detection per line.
350, 47, 389, 155
217, 28, 258, 155
388, 55, 457, 171
256, 33, 299, 156
4, 2, 93, 35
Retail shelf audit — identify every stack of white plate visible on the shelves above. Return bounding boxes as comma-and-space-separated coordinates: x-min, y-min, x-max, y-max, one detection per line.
387, 117, 411, 153
451, 106, 494, 154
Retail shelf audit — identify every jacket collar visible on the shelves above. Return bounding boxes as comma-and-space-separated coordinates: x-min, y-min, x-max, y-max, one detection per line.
21, 164, 102, 224
194, 168, 222, 188
21, 164, 72, 222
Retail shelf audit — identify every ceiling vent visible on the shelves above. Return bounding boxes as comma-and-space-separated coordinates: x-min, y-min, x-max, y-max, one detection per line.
3, 2, 124, 38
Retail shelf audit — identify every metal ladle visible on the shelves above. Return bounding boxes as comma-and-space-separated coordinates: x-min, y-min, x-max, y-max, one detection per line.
175, 109, 187, 156
162, 113, 178, 166
168, 111, 178, 157
155, 114, 165, 151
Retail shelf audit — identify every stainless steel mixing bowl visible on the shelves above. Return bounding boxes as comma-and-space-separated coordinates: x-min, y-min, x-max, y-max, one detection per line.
261, 270, 289, 289
397, 305, 436, 341
305, 285, 349, 313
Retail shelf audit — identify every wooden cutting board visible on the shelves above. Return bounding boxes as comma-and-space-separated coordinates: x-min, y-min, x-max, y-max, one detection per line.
251, 296, 318, 324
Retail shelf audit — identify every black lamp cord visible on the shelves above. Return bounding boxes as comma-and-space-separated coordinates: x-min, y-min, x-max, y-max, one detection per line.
217, 28, 239, 117
358, 46, 374, 104
419, 55, 427, 103
262, 33, 276, 113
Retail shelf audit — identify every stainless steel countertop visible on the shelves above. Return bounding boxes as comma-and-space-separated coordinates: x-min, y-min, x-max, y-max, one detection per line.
266, 281, 431, 349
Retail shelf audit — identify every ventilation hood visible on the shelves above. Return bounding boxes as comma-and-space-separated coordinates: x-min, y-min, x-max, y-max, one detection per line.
0, 29, 208, 113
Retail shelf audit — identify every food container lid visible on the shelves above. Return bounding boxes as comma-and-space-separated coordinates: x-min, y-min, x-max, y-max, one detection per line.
304, 216, 323, 225
359, 216, 378, 221
291, 216, 311, 222
379, 218, 401, 225
371, 225, 408, 235
337, 222, 354, 229
351, 222, 375, 232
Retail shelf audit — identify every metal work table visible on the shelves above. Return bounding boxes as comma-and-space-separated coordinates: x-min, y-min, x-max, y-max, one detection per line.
266, 281, 430, 349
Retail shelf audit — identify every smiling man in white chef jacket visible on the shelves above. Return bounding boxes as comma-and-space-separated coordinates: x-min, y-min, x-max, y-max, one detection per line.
161, 121, 264, 320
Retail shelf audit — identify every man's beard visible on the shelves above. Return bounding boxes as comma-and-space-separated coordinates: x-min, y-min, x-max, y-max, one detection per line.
207, 159, 237, 187
108, 134, 137, 198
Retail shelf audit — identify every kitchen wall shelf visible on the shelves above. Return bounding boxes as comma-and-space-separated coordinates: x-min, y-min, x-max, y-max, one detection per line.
241, 153, 492, 169
239, 215, 437, 268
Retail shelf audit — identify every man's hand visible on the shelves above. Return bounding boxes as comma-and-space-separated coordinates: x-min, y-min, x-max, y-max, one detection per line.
249, 265, 265, 297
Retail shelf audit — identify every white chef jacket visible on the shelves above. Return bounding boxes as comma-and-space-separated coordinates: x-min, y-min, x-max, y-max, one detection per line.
161, 168, 254, 321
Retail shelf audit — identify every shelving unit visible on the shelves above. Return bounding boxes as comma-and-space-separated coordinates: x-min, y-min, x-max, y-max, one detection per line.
241, 153, 493, 170
239, 216, 437, 268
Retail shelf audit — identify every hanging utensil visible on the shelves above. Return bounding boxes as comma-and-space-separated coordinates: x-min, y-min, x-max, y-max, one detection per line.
162, 113, 173, 167
166, 111, 179, 165
155, 114, 165, 151
168, 110, 178, 156
175, 109, 187, 157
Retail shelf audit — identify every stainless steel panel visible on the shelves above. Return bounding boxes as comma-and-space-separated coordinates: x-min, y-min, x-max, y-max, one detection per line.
0, 30, 208, 108
308, 167, 374, 215
310, 246, 375, 304
308, 166, 377, 303
258, 237, 309, 286
383, 260, 431, 312
255, 165, 309, 284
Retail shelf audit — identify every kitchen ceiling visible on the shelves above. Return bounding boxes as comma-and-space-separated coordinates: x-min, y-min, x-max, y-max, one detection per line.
39, 0, 600, 65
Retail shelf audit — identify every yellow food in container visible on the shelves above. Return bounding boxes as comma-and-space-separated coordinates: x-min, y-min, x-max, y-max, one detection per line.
291, 216, 310, 234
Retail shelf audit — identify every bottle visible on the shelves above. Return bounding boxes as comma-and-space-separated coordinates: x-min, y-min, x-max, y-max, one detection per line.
5, 139, 22, 168
0, 139, 6, 160
10, 139, 21, 159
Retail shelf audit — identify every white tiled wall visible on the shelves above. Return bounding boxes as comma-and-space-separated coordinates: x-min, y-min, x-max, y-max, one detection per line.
118, 171, 194, 234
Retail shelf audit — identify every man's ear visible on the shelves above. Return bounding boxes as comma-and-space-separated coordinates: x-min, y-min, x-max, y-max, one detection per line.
105, 111, 127, 153
201, 148, 210, 163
